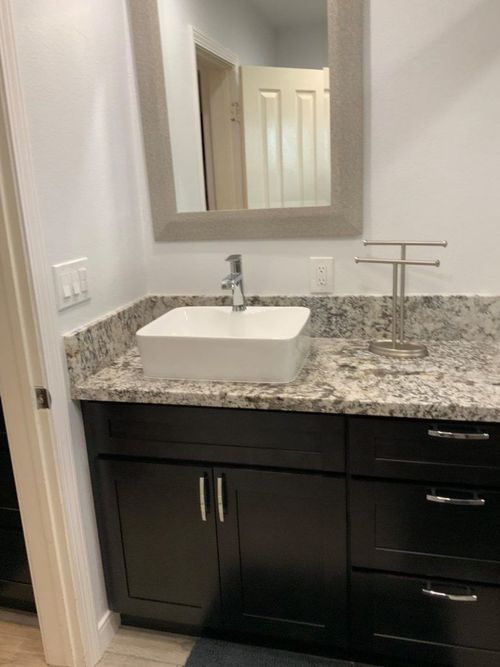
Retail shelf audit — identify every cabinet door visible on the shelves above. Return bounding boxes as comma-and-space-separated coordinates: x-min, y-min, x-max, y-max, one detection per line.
96, 460, 221, 629
215, 468, 346, 645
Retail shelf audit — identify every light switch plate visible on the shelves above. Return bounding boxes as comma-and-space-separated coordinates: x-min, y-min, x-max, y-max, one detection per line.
53, 258, 90, 310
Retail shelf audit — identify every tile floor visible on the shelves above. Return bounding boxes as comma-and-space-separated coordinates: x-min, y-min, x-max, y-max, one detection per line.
0, 611, 46, 666
99, 626, 196, 666
0, 613, 375, 666
0, 615, 196, 666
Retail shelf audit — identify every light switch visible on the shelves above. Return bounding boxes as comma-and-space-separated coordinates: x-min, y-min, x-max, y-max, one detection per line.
53, 258, 90, 310
78, 267, 88, 293
72, 273, 81, 296
62, 274, 72, 299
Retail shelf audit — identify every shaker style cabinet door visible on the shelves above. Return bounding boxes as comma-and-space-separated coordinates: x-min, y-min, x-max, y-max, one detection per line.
96, 460, 221, 630
215, 468, 347, 645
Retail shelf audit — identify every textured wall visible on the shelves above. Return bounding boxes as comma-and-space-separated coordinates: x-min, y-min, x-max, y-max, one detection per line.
11, 0, 147, 334
147, 0, 500, 296
10, 0, 150, 630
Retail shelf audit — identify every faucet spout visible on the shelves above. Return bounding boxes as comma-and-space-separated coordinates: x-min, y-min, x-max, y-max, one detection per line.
221, 255, 246, 312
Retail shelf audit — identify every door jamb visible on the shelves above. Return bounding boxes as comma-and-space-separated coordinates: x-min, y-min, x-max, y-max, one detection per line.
0, 3, 115, 665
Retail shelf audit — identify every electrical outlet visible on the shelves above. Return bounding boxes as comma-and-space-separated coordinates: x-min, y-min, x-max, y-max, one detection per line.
310, 257, 333, 293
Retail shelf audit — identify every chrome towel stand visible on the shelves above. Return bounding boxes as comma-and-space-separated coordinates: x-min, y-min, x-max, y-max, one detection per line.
354, 240, 448, 358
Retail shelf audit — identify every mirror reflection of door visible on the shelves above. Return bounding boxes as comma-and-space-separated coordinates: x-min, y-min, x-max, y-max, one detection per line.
241, 65, 330, 209
196, 47, 246, 211
160, 0, 329, 213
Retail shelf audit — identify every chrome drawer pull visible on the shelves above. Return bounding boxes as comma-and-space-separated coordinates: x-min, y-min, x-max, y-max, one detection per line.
428, 429, 490, 441
422, 587, 477, 603
199, 475, 207, 522
217, 475, 225, 523
426, 492, 485, 507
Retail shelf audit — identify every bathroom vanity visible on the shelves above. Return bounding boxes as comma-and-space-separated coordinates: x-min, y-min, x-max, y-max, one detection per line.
72, 304, 500, 667
82, 401, 500, 667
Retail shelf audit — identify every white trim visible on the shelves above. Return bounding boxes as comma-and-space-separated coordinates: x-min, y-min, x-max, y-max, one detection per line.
191, 26, 240, 67
0, 2, 114, 665
187, 25, 240, 209
186, 25, 213, 208
97, 611, 120, 654
0, 43, 80, 667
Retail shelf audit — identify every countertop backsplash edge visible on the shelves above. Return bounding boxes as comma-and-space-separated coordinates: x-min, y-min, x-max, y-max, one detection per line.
64, 293, 500, 395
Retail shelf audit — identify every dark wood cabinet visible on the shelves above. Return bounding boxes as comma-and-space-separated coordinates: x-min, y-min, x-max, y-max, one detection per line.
83, 403, 348, 642
96, 460, 221, 628
216, 468, 346, 644
350, 416, 500, 666
0, 450, 19, 509
0, 400, 35, 611
351, 479, 500, 583
350, 416, 500, 485
82, 401, 500, 666
93, 456, 347, 642
352, 571, 500, 667
82, 402, 345, 473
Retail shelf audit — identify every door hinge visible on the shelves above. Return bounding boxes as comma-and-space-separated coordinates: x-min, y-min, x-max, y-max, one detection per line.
35, 387, 52, 410
230, 101, 241, 123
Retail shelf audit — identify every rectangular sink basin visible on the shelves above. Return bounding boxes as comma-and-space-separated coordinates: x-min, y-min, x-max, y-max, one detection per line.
136, 306, 310, 383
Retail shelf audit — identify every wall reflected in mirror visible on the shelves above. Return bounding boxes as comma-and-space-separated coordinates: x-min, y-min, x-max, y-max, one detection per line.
158, 0, 330, 212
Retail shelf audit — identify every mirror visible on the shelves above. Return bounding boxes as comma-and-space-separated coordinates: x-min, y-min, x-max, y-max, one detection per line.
158, 0, 330, 212
129, 0, 363, 240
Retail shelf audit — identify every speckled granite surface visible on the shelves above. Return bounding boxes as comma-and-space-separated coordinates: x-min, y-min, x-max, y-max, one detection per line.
70, 338, 500, 422
64, 294, 500, 389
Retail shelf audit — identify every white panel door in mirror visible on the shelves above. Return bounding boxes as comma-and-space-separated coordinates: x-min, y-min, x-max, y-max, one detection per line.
158, 0, 329, 213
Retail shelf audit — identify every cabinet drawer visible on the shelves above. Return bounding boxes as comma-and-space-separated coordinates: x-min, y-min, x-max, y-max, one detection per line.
350, 417, 500, 485
352, 571, 500, 667
83, 402, 345, 472
351, 480, 500, 583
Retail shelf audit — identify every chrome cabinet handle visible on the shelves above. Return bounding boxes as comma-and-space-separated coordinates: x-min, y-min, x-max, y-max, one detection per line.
422, 587, 477, 603
428, 429, 490, 441
426, 491, 485, 507
217, 475, 225, 523
199, 475, 207, 522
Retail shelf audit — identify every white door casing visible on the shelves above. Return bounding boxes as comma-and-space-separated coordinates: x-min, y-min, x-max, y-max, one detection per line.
241, 66, 331, 209
197, 48, 245, 211
0, 1, 117, 664
0, 53, 82, 667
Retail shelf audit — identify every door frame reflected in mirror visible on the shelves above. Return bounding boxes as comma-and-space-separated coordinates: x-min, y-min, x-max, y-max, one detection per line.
128, 0, 364, 241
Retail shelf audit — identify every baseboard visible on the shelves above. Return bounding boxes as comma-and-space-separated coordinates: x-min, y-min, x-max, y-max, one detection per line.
97, 609, 120, 656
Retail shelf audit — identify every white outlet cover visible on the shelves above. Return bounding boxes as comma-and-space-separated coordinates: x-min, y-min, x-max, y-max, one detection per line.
53, 257, 90, 310
309, 257, 334, 293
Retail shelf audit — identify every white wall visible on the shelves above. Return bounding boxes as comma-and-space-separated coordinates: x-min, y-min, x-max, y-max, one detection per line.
10, 0, 148, 632
5, 0, 500, 653
158, 0, 276, 212
148, 0, 500, 296
275, 24, 328, 69
11, 0, 147, 333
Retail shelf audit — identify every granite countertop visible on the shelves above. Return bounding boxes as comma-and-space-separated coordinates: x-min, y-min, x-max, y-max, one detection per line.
71, 338, 500, 422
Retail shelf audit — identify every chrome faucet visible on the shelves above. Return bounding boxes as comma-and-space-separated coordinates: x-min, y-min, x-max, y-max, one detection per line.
221, 254, 246, 312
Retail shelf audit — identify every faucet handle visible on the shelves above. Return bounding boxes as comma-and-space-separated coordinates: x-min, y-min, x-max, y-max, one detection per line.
225, 254, 242, 272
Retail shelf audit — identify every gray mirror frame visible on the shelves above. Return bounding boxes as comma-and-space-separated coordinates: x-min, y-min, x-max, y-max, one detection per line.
128, 0, 364, 241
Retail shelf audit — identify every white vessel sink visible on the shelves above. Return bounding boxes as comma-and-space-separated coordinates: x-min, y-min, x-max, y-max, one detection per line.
136, 306, 310, 383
